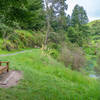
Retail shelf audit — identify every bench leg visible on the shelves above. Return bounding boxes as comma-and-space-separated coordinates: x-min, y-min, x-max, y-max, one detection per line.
7, 62, 9, 72
7, 68, 9, 72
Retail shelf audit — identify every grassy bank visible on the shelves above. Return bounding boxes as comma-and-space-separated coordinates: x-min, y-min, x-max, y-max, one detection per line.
0, 29, 44, 51
0, 49, 100, 100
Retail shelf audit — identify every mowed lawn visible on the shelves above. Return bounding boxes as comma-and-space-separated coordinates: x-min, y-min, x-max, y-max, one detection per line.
0, 49, 100, 100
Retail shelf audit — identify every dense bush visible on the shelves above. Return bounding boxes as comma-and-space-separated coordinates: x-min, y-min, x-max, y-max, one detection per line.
59, 44, 86, 71
2, 40, 16, 51
1, 30, 44, 50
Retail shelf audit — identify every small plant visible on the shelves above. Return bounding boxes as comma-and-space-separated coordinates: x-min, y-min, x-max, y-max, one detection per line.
47, 49, 59, 59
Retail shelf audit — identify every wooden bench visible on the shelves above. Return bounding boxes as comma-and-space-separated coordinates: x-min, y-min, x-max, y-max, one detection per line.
0, 62, 9, 74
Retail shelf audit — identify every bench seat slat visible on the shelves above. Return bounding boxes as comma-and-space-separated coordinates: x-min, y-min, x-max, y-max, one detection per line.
0, 66, 8, 74
0, 62, 9, 74
0, 66, 8, 70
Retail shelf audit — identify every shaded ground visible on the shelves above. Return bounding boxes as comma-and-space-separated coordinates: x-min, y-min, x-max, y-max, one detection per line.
0, 70, 22, 88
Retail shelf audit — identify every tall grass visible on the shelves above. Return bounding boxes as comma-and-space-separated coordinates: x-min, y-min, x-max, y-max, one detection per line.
0, 49, 100, 100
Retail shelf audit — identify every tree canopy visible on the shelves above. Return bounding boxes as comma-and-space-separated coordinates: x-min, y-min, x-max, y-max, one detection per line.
71, 4, 89, 26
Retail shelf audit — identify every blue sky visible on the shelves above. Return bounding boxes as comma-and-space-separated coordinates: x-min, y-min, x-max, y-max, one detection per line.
67, 0, 100, 21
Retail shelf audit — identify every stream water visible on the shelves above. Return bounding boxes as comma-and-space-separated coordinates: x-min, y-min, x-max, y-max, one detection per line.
89, 71, 100, 79
86, 56, 100, 79
89, 73, 100, 78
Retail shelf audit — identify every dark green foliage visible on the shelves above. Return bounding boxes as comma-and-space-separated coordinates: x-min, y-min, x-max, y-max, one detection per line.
83, 46, 96, 55
71, 4, 89, 26
0, 0, 44, 30
66, 4, 90, 46
0, 0, 27, 10
1, 30, 44, 50
46, 48, 59, 59
66, 15, 71, 27
0, 0, 45, 51
0, 1, 90, 51
46, 0, 68, 31
23, 0, 45, 30
0, 0, 27, 23
48, 4, 90, 48
67, 24, 90, 46
67, 26, 78, 43
47, 0, 68, 16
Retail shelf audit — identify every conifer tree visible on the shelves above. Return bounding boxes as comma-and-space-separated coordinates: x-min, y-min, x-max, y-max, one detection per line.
0, 0, 44, 30
71, 4, 89, 26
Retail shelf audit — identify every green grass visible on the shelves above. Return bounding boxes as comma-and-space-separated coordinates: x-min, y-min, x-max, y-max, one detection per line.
0, 49, 100, 100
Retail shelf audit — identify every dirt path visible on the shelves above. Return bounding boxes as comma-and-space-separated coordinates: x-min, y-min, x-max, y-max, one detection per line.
0, 50, 33, 57
0, 70, 22, 88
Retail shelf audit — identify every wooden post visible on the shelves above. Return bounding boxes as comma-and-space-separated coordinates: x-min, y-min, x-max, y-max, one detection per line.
0, 62, 1, 66
7, 62, 9, 72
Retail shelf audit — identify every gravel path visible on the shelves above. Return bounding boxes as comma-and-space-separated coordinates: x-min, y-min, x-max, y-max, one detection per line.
0, 50, 33, 57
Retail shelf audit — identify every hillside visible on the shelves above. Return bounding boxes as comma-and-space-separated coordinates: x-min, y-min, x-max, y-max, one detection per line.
0, 49, 100, 100
87, 20, 100, 47
0, 30, 44, 51
88, 19, 100, 38
88, 20, 100, 27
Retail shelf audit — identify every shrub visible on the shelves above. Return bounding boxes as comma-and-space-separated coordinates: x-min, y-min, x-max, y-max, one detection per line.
6, 30, 44, 50
33, 32, 44, 47
2, 40, 16, 51
47, 49, 59, 59
59, 46, 72, 68
71, 47, 86, 71
83, 47, 96, 55
59, 45, 86, 71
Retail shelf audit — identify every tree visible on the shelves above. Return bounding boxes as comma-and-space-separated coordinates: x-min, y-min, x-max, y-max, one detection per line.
67, 4, 90, 46
71, 4, 89, 26
0, 0, 45, 48
44, 0, 68, 31
53, 0, 68, 30
67, 26, 79, 44
23, 0, 45, 30
43, 0, 68, 47
67, 24, 90, 46
0, 0, 44, 30
66, 15, 71, 28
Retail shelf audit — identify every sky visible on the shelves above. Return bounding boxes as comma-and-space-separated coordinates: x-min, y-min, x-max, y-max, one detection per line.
67, 0, 100, 22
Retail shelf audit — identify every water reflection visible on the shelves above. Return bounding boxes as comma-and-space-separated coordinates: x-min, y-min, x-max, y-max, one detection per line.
89, 74, 97, 78
89, 72, 100, 79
